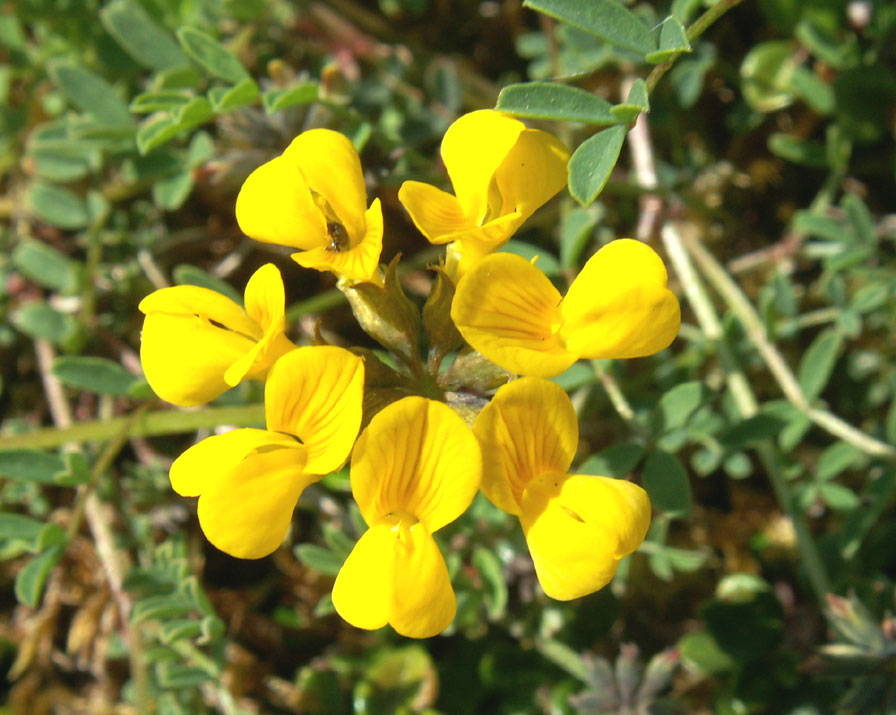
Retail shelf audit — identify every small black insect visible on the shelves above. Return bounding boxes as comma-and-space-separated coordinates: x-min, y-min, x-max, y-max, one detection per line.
326, 222, 349, 252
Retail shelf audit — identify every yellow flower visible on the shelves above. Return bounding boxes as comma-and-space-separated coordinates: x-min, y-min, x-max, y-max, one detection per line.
451, 238, 681, 378
235, 129, 383, 283
398, 110, 569, 277
332, 397, 481, 638
139, 263, 295, 407
169, 346, 365, 559
473, 377, 650, 600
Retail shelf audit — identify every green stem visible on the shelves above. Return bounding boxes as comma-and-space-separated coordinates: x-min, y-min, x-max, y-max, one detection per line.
285, 288, 346, 323
686, 0, 746, 42
130, 626, 151, 715
0, 404, 265, 451
80, 219, 104, 326
778, 307, 841, 332
646, 0, 745, 93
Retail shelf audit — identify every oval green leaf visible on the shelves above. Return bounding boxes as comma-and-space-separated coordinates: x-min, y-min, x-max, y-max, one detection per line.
100, 0, 188, 70
15, 545, 65, 607
523, 0, 655, 55
642, 450, 692, 517
26, 181, 89, 230
645, 16, 692, 64
0, 449, 67, 484
568, 124, 627, 206
262, 83, 320, 114
51, 356, 138, 396
495, 82, 618, 125
12, 240, 80, 293
797, 328, 842, 402
48, 64, 132, 125
176, 26, 249, 84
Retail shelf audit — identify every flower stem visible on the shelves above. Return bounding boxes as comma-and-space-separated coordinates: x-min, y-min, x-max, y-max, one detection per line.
284, 288, 346, 323
0, 403, 266, 451
645, 0, 745, 94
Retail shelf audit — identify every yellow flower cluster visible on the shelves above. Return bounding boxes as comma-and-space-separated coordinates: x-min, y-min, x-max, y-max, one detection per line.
138, 110, 680, 638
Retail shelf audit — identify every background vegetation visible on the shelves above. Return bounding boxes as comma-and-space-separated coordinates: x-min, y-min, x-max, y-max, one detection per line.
2, 0, 896, 712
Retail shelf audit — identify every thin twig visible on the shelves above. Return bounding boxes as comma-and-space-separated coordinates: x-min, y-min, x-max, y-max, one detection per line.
137, 248, 169, 289
624, 76, 663, 242
660, 226, 757, 411
35, 340, 74, 430
592, 361, 635, 423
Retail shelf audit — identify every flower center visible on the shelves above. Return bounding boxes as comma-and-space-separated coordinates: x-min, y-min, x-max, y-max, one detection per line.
310, 188, 352, 253
377, 511, 421, 545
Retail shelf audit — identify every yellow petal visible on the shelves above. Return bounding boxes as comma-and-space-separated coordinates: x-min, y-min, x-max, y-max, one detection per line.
473, 377, 578, 515
222, 328, 295, 387
170, 428, 296, 496
222, 264, 294, 387
284, 129, 367, 243
332, 514, 456, 638
331, 520, 391, 631
397, 181, 473, 244
398, 181, 523, 256
520, 472, 651, 600
197, 441, 311, 559
494, 128, 569, 221
451, 253, 576, 377
350, 397, 481, 533
559, 239, 681, 359
292, 199, 383, 282
441, 110, 526, 224
140, 312, 253, 406
235, 154, 326, 250
139, 285, 261, 340
264, 346, 365, 475
454, 212, 523, 250
444, 213, 525, 279
243, 263, 285, 331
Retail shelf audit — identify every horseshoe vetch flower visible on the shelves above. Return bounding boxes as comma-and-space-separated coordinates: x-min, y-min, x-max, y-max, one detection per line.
474, 377, 650, 600
451, 238, 681, 378
236, 129, 383, 283
139, 263, 295, 407
168, 346, 365, 559
332, 397, 481, 638
398, 109, 569, 277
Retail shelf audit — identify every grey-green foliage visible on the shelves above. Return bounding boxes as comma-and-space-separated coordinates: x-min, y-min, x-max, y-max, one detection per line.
3, 0, 896, 712
23, 0, 322, 231
123, 538, 228, 707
